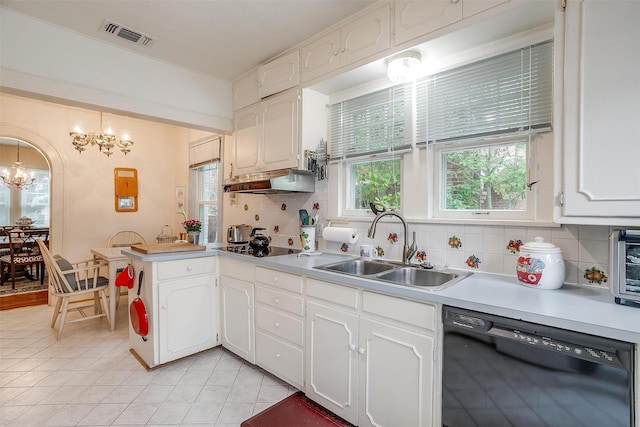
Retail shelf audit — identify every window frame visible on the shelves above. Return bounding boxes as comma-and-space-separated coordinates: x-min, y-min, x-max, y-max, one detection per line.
341, 155, 403, 216
430, 135, 536, 221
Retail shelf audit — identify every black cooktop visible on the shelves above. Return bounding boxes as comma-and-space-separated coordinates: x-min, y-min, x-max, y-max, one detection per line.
224, 245, 300, 257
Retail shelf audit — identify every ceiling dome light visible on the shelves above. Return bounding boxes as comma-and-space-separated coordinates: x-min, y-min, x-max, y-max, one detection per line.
387, 51, 422, 83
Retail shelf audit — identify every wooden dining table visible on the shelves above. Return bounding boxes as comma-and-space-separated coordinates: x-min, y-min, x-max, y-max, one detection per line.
91, 247, 130, 331
0, 227, 50, 288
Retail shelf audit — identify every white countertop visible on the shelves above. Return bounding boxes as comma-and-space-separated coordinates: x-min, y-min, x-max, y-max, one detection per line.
120, 247, 640, 343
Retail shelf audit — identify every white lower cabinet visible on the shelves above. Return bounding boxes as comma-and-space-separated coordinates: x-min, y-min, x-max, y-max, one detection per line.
305, 278, 438, 427
255, 267, 305, 389
129, 256, 218, 369
158, 274, 218, 364
220, 258, 256, 363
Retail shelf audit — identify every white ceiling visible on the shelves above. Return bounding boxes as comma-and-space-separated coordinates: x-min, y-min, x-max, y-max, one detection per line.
0, 0, 377, 81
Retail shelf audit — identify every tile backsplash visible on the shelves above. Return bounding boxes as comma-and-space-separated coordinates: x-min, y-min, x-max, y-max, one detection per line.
222, 189, 612, 289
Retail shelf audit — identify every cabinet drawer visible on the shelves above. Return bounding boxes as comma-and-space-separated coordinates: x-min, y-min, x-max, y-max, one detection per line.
306, 278, 359, 309
362, 291, 436, 331
256, 305, 304, 346
256, 267, 303, 294
157, 257, 215, 281
256, 331, 304, 388
219, 258, 256, 283
256, 286, 304, 316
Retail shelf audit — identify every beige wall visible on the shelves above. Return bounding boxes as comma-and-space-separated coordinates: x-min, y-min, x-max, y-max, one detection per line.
0, 93, 214, 261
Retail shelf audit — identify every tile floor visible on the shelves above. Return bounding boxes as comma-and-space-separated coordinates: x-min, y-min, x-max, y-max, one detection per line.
0, 299, 298, 426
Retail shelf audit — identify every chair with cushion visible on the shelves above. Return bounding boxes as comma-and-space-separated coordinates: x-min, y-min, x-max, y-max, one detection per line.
37, 239, 111, 340
0, 228, 49, 290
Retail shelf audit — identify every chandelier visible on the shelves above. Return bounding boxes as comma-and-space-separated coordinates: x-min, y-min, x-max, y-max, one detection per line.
70, 112, 134, 156
1, 142, 36, 190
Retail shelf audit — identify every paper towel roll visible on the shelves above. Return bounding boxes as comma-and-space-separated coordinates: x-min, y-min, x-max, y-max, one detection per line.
322, 227, 359, 244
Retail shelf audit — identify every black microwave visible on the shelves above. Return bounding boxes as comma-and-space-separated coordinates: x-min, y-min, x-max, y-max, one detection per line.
610, 229, 640, 307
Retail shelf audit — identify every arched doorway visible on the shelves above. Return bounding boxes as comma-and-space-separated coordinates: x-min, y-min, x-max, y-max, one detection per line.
0, 137, 51, 309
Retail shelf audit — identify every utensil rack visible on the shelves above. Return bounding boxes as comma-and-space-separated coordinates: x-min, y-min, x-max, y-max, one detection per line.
304, 138, 329, 181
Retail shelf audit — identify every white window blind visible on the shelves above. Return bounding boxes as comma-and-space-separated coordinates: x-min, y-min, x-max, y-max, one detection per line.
329, 84, 412, 160
416, 41, 553, 144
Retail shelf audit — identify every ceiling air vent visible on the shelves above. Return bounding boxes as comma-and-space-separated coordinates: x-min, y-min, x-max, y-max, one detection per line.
101, 19, 154, 47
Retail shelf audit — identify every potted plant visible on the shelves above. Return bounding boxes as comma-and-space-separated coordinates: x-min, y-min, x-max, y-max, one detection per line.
181, 212, 202, 244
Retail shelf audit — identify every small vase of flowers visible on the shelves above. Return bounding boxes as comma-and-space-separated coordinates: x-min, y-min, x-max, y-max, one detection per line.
181, 212, 202, 244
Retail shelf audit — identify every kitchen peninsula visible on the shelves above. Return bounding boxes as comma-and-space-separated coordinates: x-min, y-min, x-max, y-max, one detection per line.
123, 247, 218, 370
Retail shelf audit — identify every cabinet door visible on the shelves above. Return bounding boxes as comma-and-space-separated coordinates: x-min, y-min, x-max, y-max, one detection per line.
261, 89, 299, 171
395, 0, 462, 46
158, 274, 217, 364
233, 70, 259, 111
561, 0, 640, 223
233, 105, 260, 176
258, 50, 300, 99
300, 30, 341, 83
306, 301, 359, 425
341, 4, 390, 66
220, 275, 255, 363
359, 317, 435, 427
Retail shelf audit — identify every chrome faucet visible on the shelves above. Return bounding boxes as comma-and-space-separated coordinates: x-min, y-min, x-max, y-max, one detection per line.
367, 210, 416, 265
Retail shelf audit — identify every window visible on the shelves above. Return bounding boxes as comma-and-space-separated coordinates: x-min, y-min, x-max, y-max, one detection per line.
189, 138, 221, 243
417, 41, 553, 219
348, 158, 401, 210
329, 84, 411, 212
21, 171, 50, 225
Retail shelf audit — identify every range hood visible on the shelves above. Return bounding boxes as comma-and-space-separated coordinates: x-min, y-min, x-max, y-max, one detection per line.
223, 169, 315, 194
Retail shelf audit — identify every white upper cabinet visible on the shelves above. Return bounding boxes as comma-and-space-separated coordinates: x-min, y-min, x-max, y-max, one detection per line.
394, 0, 511, 46
340, 5, 390, 68
258, 50, 300, 99
301, 4, 390, 83
233, 70, 259, 111
394, 0, 462, 45
558, 0, 640, 226
233, 105, 260, 175
261, 89, 299, 171
300, 30, 342, 83
233, 88, 299, 176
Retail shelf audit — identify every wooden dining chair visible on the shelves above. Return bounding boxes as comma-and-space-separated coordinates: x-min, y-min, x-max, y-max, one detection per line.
107, 230, 146, 247
37, 239, 111, 340
0, 228, 49, 290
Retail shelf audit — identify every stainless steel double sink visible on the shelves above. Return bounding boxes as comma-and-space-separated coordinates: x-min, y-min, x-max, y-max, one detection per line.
314, 258, 471, 290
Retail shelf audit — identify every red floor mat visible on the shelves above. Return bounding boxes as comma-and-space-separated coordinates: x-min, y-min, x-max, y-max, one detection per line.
241, 391, 353, 427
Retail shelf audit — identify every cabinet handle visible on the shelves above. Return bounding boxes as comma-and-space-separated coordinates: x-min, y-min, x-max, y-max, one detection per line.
349, 344, 356, 351
187, 265, 192, 271
275, 322, 280, 328
248, 304, 253, 309
273, 297, 279, 305
358, 347, 365, 355
276, 353, 281, 359
272, 276, 278, 283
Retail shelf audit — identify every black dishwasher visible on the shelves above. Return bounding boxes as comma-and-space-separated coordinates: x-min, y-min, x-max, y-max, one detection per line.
442, 306, 635, 427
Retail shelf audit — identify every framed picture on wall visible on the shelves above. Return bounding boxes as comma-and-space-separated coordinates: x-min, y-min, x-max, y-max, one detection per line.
176, 186, 185, 213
